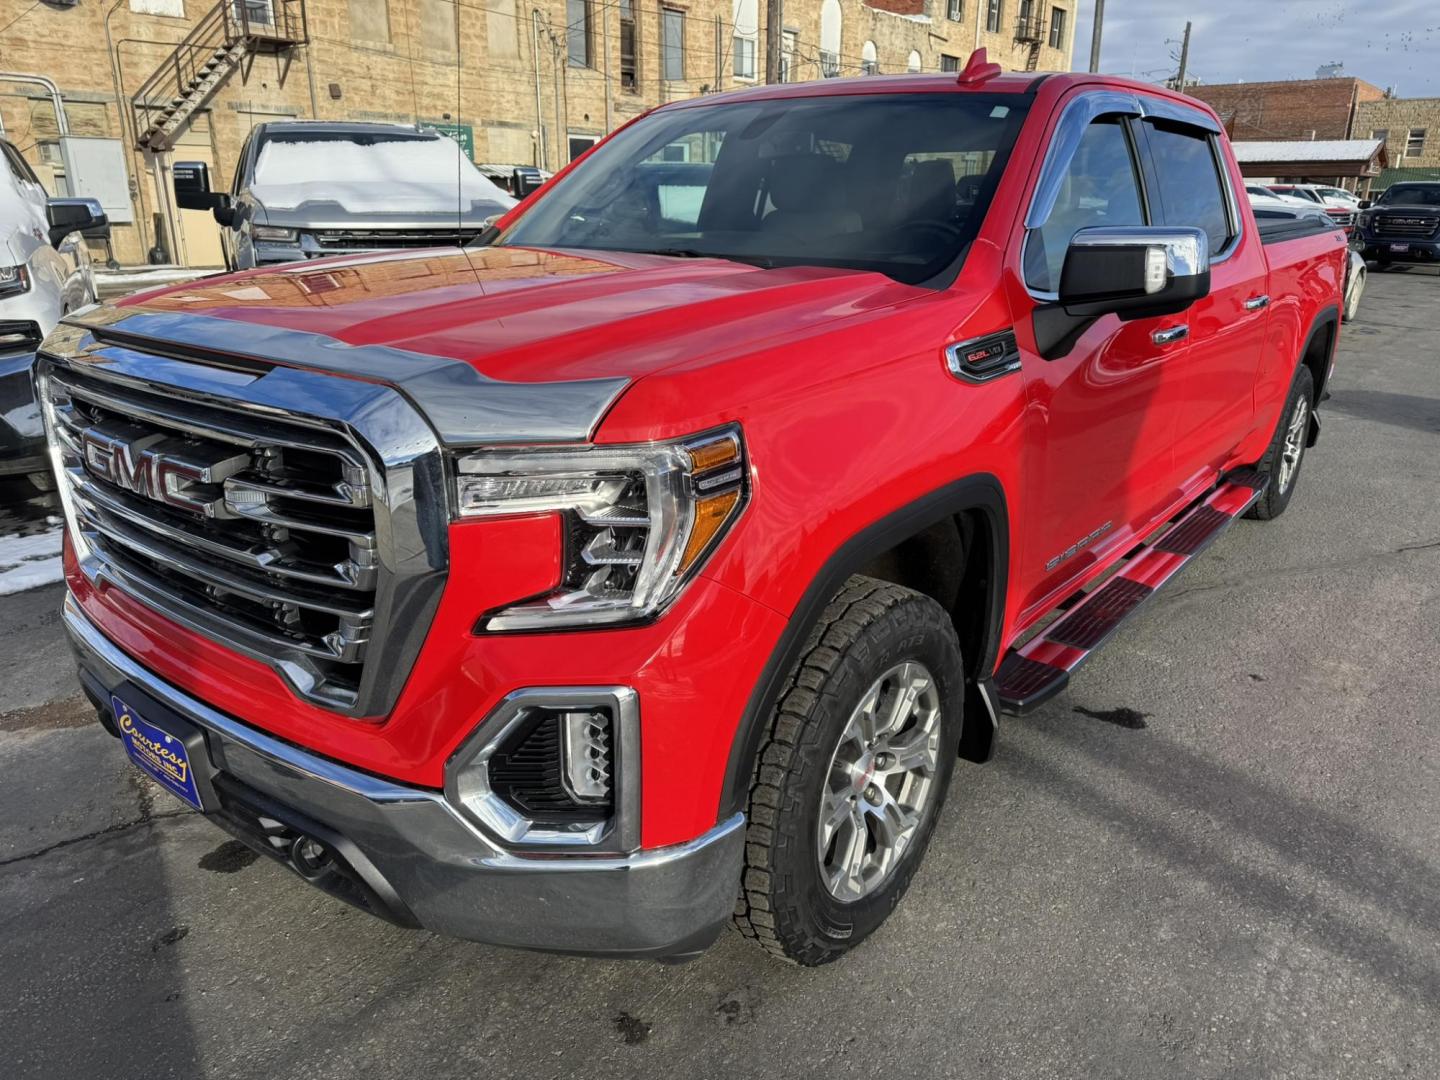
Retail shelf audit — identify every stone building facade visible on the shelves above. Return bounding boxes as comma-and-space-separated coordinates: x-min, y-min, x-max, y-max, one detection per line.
1354, 96, 1440, 187
0, 0, 1074, 267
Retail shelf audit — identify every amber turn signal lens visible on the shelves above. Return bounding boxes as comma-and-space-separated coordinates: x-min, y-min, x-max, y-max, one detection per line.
686, 434, 740, 474
678, 489, 741, 574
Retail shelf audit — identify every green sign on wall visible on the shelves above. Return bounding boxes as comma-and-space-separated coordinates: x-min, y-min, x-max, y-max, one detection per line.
429, 121, 475, 161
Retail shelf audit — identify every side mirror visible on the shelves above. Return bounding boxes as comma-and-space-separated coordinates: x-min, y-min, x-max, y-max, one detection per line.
1034, 226, 1210, 360
1358, 199, 1372, 210
173, 160, 215, 210
46, 197, 107, 247
211, 194, 237, 228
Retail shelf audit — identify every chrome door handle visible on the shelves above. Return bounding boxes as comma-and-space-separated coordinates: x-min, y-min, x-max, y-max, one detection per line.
1152, 325, 1190, 345
1245, 294, 1271, 310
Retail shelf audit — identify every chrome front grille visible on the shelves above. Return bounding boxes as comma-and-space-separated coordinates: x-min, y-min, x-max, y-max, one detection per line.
1374, 215, 1440, 238
38, 334, 448, 718
311, 228, 483, 251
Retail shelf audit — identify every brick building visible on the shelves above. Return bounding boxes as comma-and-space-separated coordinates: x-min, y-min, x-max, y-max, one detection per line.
0, 0, 1076, 267
1187, 77, 1385, 143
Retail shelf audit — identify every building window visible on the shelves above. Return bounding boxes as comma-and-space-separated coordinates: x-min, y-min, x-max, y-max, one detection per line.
780, 29, 797, 82
1371, 128, 1388, 144
733, 0, 758, 79
1407, 128, 1426, 157
906, 50, 921, 73
662, 7, 685, 81
568, 134, 598, 161
819, 0, 842, 77
1048, 6, 1065, 48
940, 54, 959, 72
947, 0, 962, 21
861, 40, 878, 76
620, 0, 638, 90
347, 0, 391, 43
986, 0, 1003, 34
567, 0, 594, 67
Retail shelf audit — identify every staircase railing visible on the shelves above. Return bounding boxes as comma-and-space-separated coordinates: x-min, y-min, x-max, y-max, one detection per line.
130, 0, 308, 148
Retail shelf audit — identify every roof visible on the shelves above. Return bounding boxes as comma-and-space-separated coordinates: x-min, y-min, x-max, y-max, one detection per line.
1231, 139, 1383, 163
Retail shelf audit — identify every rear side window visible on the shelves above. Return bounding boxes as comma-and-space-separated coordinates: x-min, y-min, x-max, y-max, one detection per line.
1024, 117, 1146, 293
1144, 122, 1234, 257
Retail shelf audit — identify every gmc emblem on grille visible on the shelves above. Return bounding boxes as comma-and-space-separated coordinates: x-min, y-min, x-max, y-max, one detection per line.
81, 424, 247, 518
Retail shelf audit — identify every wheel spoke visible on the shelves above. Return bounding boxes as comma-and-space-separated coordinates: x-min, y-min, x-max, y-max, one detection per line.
883, 725, 938, 774
851, 681, 883, 745
818, 785, 852, 848
880, 664, 929, 736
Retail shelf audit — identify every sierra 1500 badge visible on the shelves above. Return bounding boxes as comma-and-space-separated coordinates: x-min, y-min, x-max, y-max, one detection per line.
1046, 521, 1113, 572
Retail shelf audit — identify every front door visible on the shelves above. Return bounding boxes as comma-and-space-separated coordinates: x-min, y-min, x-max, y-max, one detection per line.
1008, 108, 1189, 622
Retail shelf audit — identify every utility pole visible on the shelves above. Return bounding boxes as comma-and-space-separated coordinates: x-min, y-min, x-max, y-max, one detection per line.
1088, 0, 1104, 73
1176, 20, 1192, 91
765, 0, 783, 84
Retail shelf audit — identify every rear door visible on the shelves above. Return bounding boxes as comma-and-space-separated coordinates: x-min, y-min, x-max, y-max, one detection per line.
1136, 112, 1270, 482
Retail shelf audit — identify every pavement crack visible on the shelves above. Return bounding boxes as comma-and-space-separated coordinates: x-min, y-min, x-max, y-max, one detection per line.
1395, 537, 1440, 554
0, 809, 189, 869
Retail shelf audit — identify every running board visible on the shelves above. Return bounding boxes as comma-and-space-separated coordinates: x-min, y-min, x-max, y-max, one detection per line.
995, 470, 1269, 715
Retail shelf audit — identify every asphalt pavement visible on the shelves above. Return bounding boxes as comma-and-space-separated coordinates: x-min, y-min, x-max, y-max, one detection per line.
2, 269, 1437, 1079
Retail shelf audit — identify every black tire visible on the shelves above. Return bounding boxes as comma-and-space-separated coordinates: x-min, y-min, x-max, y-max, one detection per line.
1247, 364, 1315, 521
733, 576, 964, 965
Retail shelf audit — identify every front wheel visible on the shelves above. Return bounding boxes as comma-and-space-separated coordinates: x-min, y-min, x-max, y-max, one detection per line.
1248, 365, 1315, 521
733, 576, 964, 965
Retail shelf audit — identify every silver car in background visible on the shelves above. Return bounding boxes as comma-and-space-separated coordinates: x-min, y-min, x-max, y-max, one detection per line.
186, 121, 517, 270
1, 137, 104, 489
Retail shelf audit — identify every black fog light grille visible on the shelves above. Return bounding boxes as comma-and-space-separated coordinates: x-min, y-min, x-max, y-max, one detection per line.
488, 707, 614, 824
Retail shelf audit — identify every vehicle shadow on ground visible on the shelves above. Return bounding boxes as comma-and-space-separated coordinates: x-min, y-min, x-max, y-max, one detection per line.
1323, 389, 1440, 435
1001, 719, 1440, 1008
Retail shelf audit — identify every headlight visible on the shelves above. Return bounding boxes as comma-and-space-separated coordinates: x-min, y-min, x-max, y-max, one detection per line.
457, 425, 747, 630
1357, 211, 1373, 230
253, 225, 298, 242
0, 265, 30, 298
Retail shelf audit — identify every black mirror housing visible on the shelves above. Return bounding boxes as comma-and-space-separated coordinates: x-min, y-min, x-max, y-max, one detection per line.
1358, 199, 1372, 210
46, 197, 107, 247
211, 194, 237, 228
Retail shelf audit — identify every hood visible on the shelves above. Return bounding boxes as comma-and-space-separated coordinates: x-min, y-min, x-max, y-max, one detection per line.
252, 181, 515, 229
71, 245, 920, 444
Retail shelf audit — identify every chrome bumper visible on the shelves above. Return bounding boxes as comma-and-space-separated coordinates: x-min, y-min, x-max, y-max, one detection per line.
64, 595, 745, 959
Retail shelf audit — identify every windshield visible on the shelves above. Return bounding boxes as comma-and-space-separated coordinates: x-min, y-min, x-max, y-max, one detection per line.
1379, 184, 1440, 206
252, 130, 515, 210
495, 93, 1030, 285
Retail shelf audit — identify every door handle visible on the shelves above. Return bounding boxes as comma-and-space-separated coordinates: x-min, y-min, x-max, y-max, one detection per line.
1245, 294, 1271, 310
1152, 325, 1190, 345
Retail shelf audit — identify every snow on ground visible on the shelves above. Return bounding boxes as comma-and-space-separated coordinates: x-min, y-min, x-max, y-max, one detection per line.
0, 519, 64, 595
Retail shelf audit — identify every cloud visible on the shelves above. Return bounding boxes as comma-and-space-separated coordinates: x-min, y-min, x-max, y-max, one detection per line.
1072, 0, 1440, 95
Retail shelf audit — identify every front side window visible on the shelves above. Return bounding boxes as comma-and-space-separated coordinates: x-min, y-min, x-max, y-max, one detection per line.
662, 8, 685, 81
497, 93, 1031, 286
1024, 117, 1144, 293
1144, 121, 1234, 257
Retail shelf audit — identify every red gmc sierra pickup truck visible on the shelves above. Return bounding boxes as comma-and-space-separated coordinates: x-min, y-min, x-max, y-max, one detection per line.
40, 59, 1347, 965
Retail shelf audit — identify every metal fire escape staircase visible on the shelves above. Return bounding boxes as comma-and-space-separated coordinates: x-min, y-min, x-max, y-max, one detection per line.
1014, 13, 1046, 72
131, 0, 308, 153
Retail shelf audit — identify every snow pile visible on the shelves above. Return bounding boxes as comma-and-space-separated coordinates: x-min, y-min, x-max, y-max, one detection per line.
0, 520, 64, 596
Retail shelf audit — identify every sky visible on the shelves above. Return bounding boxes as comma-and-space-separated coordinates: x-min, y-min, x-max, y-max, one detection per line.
1072, 0, 1440, 96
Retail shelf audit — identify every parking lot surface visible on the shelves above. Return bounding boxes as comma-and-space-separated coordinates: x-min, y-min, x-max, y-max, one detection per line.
2, 270, 1437, 1080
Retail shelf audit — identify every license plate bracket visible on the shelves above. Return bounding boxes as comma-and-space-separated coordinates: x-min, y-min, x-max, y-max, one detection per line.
1390, 242, 1410, 252
113, 692, 214, 812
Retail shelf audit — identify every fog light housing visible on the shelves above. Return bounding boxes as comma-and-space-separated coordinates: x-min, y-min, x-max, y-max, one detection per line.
444, 687, 639, 853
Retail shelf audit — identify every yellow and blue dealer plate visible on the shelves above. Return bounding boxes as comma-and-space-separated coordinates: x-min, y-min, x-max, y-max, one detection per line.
113, 694, 205, 812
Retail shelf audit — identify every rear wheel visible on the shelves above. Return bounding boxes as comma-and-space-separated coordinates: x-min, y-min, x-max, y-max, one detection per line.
1248, 365, 1314, 521
733, 576, 963, 965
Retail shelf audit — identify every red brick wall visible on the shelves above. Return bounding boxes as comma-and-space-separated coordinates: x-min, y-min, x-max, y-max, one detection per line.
1188, 78, 1384, 141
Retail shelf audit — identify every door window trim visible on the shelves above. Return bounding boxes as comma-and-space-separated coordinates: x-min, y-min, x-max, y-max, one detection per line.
1133, 117, 1242, 265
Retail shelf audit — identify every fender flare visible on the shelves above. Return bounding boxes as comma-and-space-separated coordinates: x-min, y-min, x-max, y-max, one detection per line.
1301, 303, 1341, 402
717, 473, 1010, 821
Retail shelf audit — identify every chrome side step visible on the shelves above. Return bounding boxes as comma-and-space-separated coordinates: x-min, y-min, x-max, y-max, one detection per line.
995, 470, 1268, 715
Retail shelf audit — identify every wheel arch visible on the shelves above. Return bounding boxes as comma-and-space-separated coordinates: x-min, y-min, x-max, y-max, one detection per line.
1300, 303, 1341, 405
717, 473, 1010, 822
